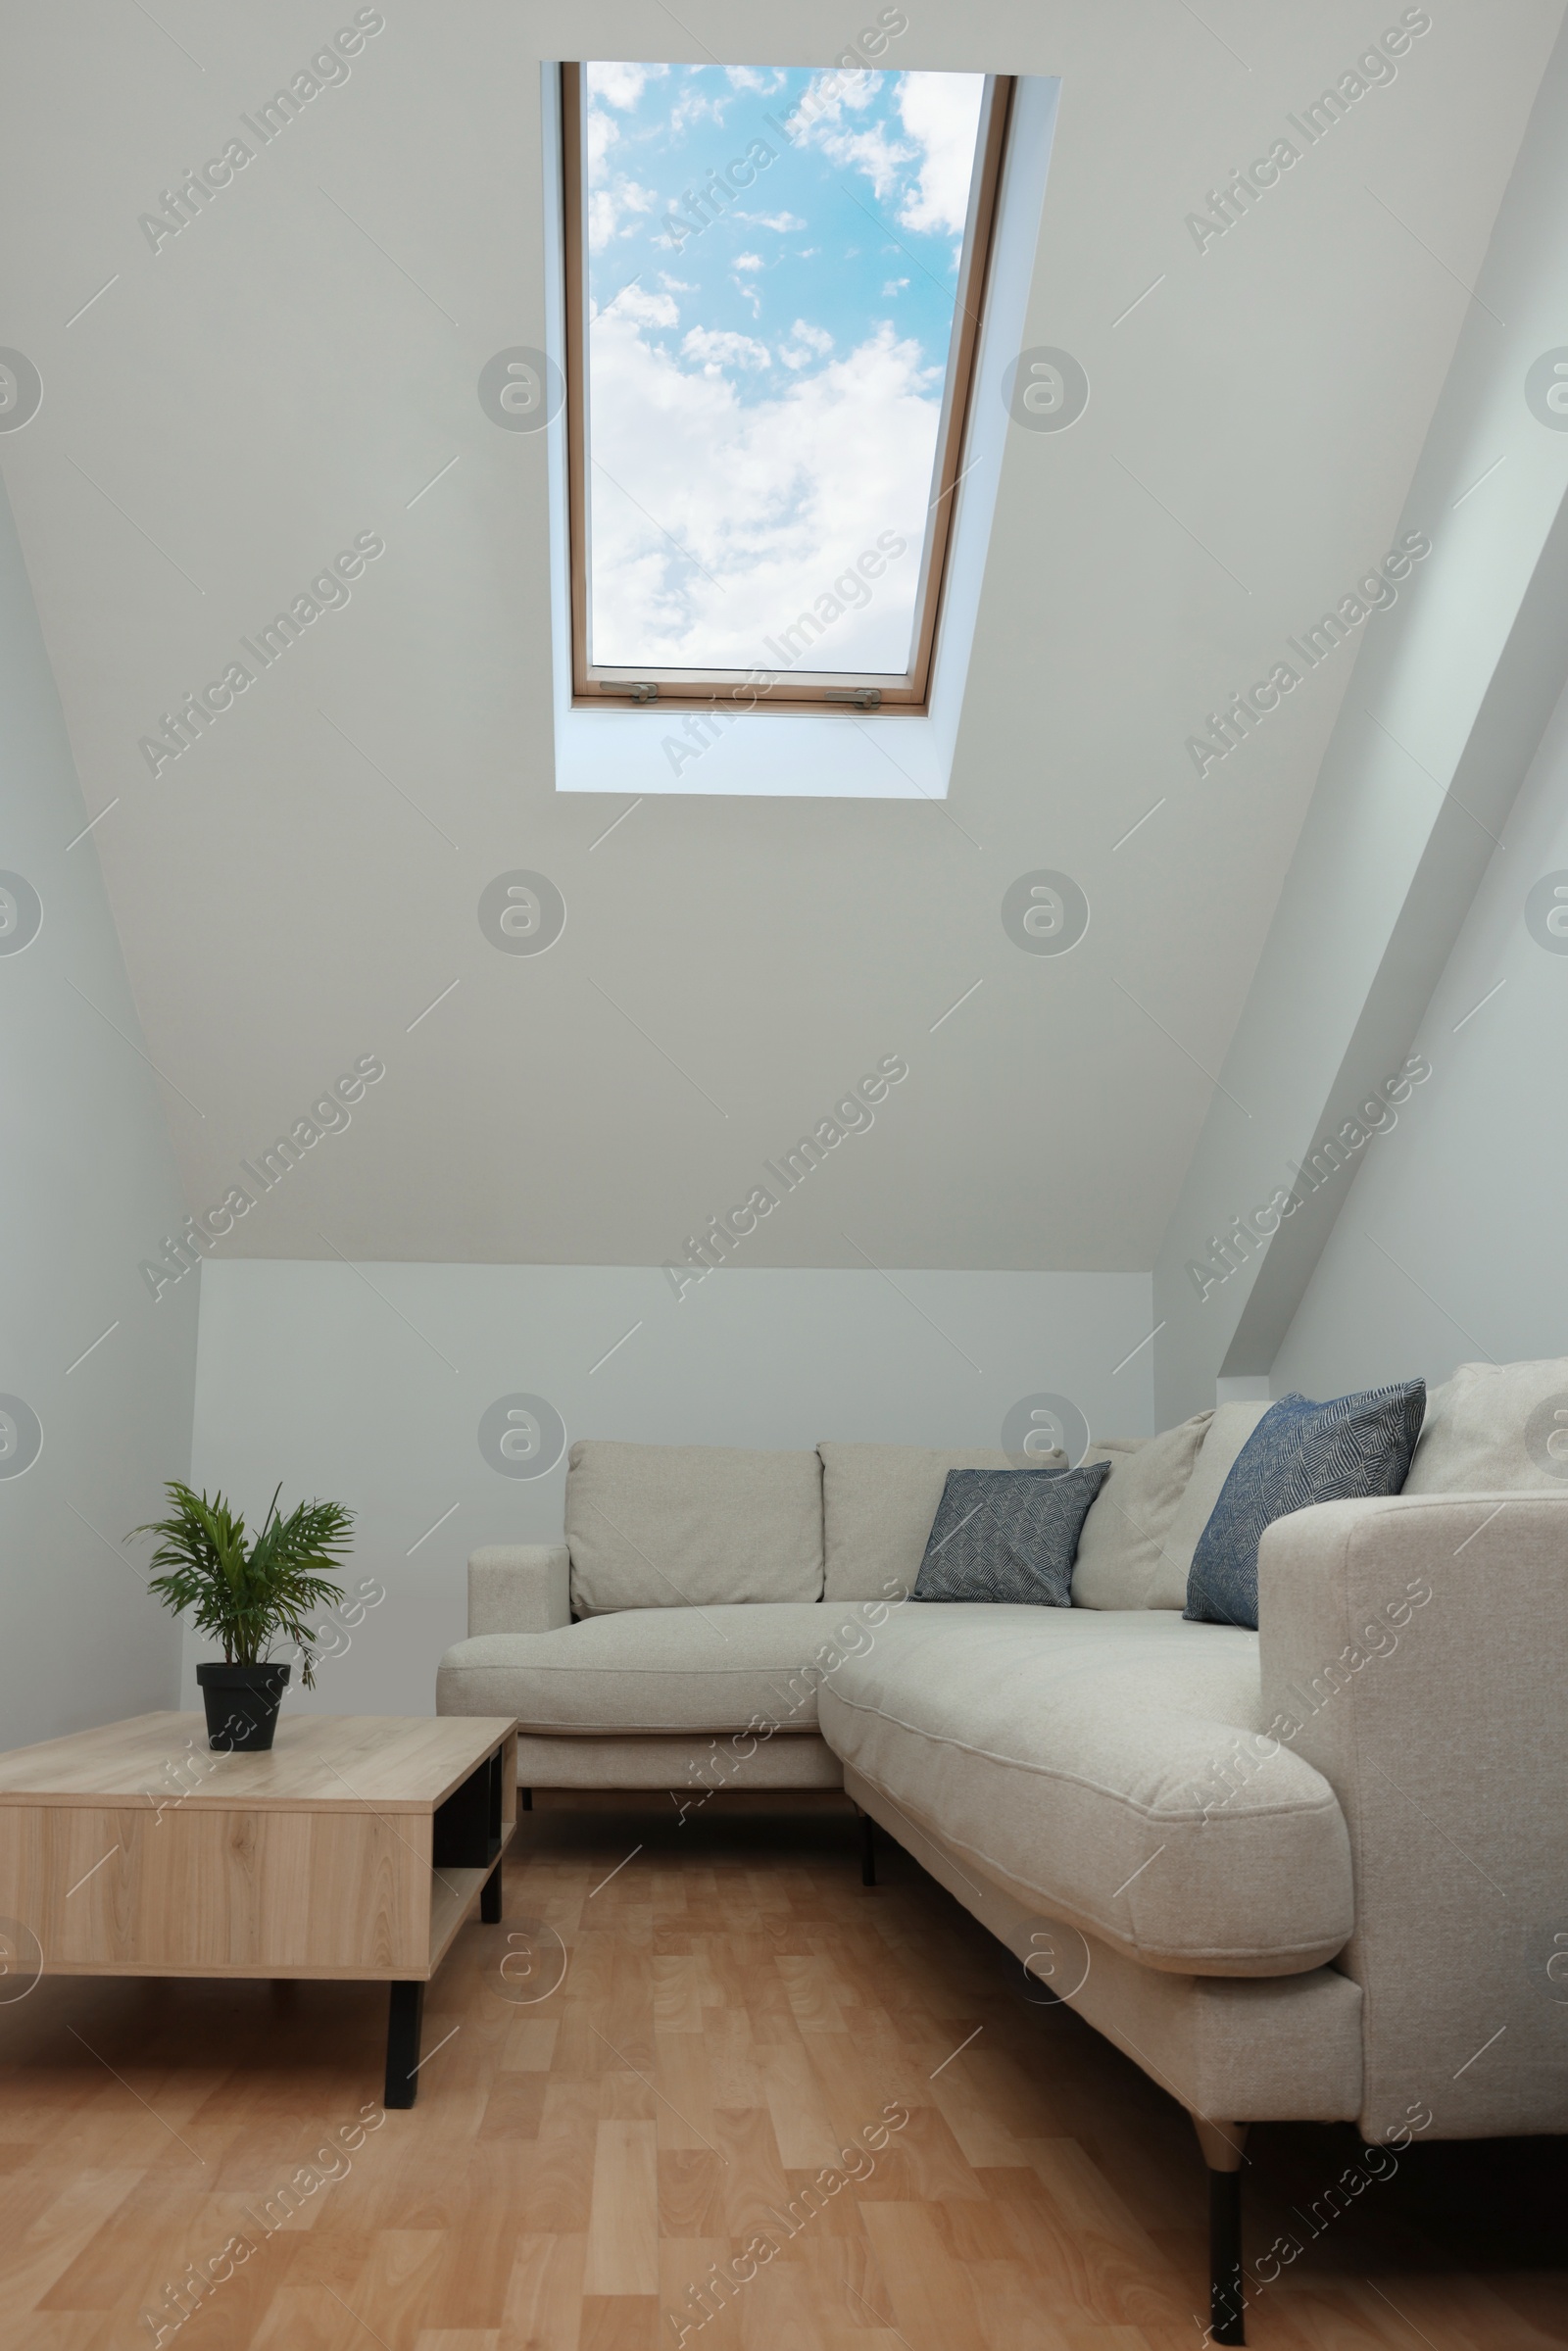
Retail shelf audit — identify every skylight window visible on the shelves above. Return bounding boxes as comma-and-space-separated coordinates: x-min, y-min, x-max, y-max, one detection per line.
560, 61, 1011, 712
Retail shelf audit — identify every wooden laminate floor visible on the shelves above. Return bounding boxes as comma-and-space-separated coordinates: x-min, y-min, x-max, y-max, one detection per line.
0, 1791, 1562, 2350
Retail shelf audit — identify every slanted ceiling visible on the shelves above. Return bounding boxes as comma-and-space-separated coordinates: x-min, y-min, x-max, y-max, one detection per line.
2, 0, 1561, 1271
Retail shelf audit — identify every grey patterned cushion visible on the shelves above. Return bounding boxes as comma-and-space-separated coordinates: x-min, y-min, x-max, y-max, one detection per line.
911, 1464, 1111, 1607
1185, 1382, 1426, 1631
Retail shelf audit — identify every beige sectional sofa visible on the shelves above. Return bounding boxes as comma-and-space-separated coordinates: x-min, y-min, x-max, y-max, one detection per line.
436, 1362, 1568, 2343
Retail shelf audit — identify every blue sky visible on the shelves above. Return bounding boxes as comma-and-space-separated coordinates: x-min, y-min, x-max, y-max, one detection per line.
582, 64, 986, 675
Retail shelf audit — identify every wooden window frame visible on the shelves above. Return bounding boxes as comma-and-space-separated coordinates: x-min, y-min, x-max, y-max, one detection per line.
560, 62, 1014, 717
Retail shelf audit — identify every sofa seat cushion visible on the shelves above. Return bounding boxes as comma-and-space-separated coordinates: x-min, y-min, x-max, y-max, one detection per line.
564, 1442, 824, 1614
437, 1602, 877, 1735
817, 1604, 1352, 1977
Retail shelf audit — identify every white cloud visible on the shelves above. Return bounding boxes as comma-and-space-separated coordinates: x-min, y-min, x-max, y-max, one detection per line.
680, 326, 771, 374
779, 319, 834, 369
776, 68, 984, 244
816, 120, 914, 203
881, 278, 909, 296
587, 62, 667, 110
612, 284, 680, 328
585, 311, 940, 672
667, 79, 732, 136
737, 211, 807, 233
659, 272, 696, 291
585, 103, 618, 179
896, 73, 985, 238
782, 68, 914, 202
786, 66, 881, 133
733, 252, 763, 272
587, 174, 657, 253
584, 81, 658, 252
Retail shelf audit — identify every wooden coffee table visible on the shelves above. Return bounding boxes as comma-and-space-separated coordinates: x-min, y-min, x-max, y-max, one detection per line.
0, 1711, 517, 2107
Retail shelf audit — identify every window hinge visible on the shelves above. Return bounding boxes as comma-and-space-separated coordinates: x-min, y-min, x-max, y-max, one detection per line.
822, 687, 882, 710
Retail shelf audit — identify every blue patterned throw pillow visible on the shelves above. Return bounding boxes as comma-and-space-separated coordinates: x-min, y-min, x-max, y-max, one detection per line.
1185, 1381, 1426, 1631
912, 1463, 1111, 1607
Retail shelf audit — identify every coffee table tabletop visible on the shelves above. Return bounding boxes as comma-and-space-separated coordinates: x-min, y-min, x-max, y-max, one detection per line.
0, 1711, 518, 2107
0, 1710, 511, 1811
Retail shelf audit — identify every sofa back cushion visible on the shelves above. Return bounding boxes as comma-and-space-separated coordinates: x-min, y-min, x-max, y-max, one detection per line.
1148, 1401, 1273, 1608
564, 1441, 824, 1615
1184, 1382, 1425, 1631
1403, 1358, 1568, 1493
915, 1463, 1110, 1606
817, 1443, 1065, 1600
1071, 1413, 1214, 1609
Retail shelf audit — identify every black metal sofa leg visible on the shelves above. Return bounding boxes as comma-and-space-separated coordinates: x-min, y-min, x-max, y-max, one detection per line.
858, 1808, 877, 1887
1192, 2116, 1250, 2344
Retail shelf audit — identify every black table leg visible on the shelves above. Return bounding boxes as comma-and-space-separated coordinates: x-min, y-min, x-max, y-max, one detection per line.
385, 1979, 425, 2109
480, 1858, 503, 1924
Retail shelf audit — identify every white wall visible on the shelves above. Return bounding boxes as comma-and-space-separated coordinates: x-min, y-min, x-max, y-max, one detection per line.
1151, 1, 1568, 1421
3, 0, 1557, 1281
187, 1260, 1152, 1714
0, 478, 198, 1749
1272, 669, 1568, 1398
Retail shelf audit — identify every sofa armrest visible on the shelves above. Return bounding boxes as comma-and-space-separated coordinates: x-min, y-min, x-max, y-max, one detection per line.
467, 1544, 571, 1636
1257, 1492, 1568, 2144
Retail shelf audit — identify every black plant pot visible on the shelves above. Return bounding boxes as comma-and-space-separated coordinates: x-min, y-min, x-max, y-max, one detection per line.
196, 1661, 291, 1752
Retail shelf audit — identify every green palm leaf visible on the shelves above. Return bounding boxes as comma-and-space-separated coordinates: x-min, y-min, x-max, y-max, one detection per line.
129, 1482, 355, 1689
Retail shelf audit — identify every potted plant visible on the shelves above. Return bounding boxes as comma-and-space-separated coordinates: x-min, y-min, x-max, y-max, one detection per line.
132, 1482, 354, 1751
